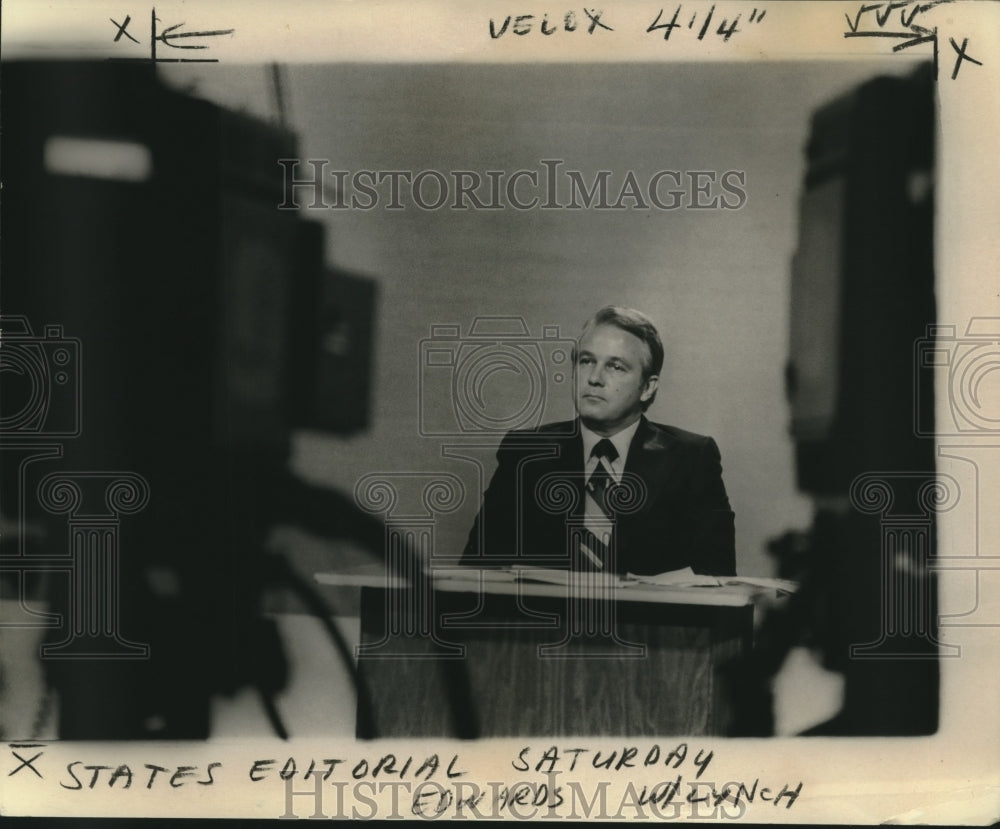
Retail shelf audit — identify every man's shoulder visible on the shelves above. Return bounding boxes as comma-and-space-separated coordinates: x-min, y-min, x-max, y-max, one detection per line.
501, 419, 716, 442
499, 419, 719, 451
638, 419, 717, 451
501, 420, 579, 441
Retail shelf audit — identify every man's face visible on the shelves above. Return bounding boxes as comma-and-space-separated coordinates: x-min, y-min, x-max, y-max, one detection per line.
575, 324, 658, 436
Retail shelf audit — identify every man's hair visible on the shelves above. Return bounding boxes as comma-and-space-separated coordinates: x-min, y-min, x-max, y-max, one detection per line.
575, 305, 664, 410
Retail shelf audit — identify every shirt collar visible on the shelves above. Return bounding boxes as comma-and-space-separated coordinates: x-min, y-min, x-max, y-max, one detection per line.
580, 417, 642, 469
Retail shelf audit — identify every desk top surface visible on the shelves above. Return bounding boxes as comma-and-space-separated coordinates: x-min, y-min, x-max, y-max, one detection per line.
315, 564, 792, 608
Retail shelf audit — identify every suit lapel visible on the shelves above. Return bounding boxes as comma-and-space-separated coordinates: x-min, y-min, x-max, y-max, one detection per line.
541, 424, 583, 474
539, 424, 584, 516
524, 423, 584, 507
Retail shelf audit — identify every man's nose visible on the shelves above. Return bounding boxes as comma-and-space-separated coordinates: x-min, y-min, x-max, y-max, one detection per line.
586, 365, 605, 385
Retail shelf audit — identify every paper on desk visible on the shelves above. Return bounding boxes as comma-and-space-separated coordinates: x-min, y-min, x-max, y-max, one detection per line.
433, 567, 622, 586
625, 569, 799, 594
434, 567, 591, 587
723, 576, 799, 595
515, 567, 625, 586
431, 567, 798, 593
431, 568, 519, 583
625, 567, 722, 587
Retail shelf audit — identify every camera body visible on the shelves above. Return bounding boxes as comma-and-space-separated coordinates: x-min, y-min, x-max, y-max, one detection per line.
419, 317, 576, 437
915, 318, 1000, 436
0, 315, 81, 437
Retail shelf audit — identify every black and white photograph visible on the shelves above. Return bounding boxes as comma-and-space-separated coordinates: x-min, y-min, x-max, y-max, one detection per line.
1, 0, 997, 822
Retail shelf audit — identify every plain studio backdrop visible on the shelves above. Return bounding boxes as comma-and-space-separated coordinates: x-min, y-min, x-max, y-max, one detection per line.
159, 59, 917, 578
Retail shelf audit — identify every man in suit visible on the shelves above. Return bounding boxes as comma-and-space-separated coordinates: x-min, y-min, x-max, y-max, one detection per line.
459, 306, 736, 576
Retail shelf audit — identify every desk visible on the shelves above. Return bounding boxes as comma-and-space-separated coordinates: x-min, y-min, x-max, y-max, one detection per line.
319, 570, 758, 738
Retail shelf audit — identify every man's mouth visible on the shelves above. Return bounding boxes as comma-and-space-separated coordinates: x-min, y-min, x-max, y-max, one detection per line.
581, 393, 604, 401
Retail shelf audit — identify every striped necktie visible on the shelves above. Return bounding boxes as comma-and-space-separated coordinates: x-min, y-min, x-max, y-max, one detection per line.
580, 438, 619, 569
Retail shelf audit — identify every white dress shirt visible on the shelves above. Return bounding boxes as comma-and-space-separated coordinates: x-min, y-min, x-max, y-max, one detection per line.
580, 418, 641, 484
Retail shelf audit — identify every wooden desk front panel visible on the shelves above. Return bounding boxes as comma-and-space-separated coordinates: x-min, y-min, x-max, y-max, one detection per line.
357, 586, 751, 738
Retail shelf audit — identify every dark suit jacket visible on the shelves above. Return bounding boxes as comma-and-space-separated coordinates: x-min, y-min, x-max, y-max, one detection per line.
459, 416, 736, 576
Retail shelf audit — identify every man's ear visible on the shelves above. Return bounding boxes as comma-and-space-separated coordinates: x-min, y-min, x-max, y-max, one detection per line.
640, 374, 659, 403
